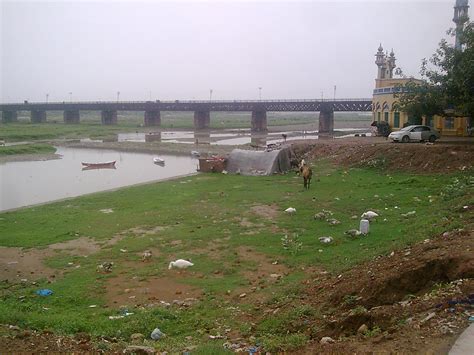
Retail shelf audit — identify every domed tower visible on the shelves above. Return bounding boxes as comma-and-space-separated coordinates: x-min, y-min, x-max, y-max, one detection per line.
454, 0, 470, 50
387, 49, 396, 78
375, 44, 386, 79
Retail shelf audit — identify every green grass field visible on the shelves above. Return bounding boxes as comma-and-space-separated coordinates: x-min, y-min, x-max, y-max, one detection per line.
0, 143, 56, 156
0, 159, 471, 352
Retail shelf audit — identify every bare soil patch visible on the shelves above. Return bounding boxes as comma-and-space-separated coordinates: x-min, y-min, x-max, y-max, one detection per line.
292, 138, 474, 173
250, 204, 280, 221
104, 266, 202, 307
0, 247, 57, 282
293, 229, 474, 353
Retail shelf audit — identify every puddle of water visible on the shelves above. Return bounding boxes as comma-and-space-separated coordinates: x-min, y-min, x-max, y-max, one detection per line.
0, 147, 198, 211
114, 128, 369, 146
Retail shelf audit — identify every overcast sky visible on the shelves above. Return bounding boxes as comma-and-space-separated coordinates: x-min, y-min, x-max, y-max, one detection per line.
0, 0, 467, 102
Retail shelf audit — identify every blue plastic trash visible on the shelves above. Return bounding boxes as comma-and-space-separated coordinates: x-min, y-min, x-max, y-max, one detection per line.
36, 289, 53, 296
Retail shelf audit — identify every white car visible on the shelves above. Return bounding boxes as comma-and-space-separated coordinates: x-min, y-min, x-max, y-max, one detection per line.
388, 125, 441, 143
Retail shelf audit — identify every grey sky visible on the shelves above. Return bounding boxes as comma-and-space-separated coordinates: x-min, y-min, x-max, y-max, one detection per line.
0, 0, 466, 102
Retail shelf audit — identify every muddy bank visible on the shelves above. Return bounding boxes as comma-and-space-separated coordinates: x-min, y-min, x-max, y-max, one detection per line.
0, 153, 61, 164
59, 140, 237, 157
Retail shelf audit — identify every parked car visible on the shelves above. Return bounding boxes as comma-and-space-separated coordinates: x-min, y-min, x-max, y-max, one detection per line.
388, 125, 440, 143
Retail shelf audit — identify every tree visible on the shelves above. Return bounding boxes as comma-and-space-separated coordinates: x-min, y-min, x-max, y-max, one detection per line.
395, 22, 474, 123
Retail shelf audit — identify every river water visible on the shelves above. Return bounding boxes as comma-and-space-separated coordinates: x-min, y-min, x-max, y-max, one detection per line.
0, 147, 198, 212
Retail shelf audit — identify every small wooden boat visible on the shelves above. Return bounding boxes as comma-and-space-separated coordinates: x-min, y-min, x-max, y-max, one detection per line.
81, 161, 116, 169
153, 157, 165, 165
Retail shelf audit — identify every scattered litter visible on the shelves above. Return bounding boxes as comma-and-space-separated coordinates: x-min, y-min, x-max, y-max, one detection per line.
318, 249, 323, 253
209, 334, 224, 339
36, 289, 53, 297
359, 219, 370, 235
345, 229, 361, 237
469, 316, 474, 322
99, 209, 114, 214
191, 150, 200, 156
142, 250, 152, 262
320, 336, 335, 344
222, 170, 228, 175
401, 211, 416, 217
120, 249, 127, 253
285, 207, 296, 214
97, 262, 114, 273
319, 237, 333, 244
357, 324, 368, 334
108, 315, 124, 320
89, 305, 97, 308
421, 312, 436, 323
7, 261, 18, 265
151, 328, 165, 340
239, 293, 247, 298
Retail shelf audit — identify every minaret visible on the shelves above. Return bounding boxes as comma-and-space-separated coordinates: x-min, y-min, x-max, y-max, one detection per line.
454, 0, 470, 50
387, 49, 396, 78
375, 44, 386, 79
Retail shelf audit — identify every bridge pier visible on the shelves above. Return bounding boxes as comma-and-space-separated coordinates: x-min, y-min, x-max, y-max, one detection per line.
64, 110, 80, 124
194, 110, 210, 130
251, 110, 267, 132
319, 106, 334, 134
101, 110, 117, 125
31, 110, 47, 123
2, 111, 18, 123
144, 111, 161, 127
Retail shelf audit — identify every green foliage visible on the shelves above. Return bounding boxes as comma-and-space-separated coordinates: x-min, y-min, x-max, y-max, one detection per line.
441, 173, 474, 200
0, 143, 56, 156
281, 234, 303, 255
395, 22, 474, 120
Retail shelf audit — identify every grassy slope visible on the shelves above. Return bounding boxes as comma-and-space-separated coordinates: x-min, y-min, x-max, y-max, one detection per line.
0, 162, 470, 352
0, 143, 56, 156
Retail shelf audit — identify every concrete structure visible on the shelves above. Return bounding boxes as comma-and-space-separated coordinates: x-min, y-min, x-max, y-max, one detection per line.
0, 99, 372, 132
31, 110, 47, 123
372, 44, 470, 136
454, 0, 470, 50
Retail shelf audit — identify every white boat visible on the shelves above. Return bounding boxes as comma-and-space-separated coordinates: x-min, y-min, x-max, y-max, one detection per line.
153, 157, 165, 165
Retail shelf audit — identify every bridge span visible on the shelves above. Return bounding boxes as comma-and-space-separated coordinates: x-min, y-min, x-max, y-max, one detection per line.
0, 99, 373, 133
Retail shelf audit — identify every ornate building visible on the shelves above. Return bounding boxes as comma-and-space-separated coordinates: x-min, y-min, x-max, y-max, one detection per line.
371, 45, 422, 129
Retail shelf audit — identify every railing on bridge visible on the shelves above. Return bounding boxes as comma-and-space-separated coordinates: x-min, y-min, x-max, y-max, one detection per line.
0, 98, 373, 112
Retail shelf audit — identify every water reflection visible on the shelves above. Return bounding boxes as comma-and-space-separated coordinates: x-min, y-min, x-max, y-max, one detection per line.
112, 128, 370, 146
0, 147, 197, 211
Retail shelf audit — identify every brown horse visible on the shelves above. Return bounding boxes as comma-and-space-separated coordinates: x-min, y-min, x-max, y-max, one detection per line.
301, 165, 312, 189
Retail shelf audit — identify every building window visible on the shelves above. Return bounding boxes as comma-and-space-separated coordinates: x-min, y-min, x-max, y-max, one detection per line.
384, 112, 389, 122
444, 117, 455, 129
377, 112, 381, 122
394, 112, 400, 128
